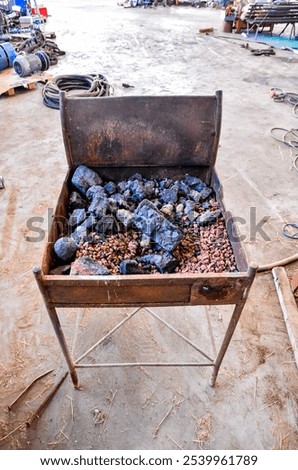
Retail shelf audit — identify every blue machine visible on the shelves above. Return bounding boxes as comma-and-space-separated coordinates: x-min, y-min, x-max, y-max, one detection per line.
0, 41, 16, 70
13, 0, 28, 15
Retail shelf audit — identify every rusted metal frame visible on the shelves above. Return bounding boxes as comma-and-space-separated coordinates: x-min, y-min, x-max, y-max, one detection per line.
41, 271, 249, 286
33, 267, 79, 389
206, 90, 222, 186
74, 306, 214, 370
74, 307, 141, 364
33, 267, 255, 387
33, 270, 255, 387
76, 363, 214, 368
145, 307, 214, 363
210, 264, 258, 387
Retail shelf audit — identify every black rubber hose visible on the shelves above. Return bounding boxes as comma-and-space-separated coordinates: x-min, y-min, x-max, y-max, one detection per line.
42, 73, 113, 110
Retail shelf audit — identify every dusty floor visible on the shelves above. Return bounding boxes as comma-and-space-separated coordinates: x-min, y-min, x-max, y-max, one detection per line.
0, 0, 298, 450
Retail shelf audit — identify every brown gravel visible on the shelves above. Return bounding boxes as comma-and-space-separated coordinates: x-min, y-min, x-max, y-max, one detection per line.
75, 215, 237, 275
174, 219, 236, 273
76, 232, 141, 275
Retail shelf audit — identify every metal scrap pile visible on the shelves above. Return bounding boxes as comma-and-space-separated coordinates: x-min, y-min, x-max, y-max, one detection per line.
14, 27, 65, 66
0, 3, 65, 76
52, 165, 237, 276
1, 1, 44, 34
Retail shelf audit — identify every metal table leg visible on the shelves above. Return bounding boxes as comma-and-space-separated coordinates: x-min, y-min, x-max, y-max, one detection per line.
33, 267, 79, 389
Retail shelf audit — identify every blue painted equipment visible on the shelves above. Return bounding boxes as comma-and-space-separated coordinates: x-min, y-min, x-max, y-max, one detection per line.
0, 41, 16, 70
13, 50, 50, 76
13, 0, 28, 15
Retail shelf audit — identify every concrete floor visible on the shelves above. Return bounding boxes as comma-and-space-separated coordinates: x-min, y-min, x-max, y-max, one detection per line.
0, 0, 298, 450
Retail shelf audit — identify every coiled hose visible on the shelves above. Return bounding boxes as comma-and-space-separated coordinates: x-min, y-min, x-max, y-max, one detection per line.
42, 73, 113, 109
270, 88, 298, 118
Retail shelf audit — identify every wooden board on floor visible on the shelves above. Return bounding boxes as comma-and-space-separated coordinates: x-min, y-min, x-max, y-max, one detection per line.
272, 267, 298, 368
0, 68, 52, 97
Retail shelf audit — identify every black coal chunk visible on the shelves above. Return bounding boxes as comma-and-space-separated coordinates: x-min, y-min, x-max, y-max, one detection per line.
86, 185, 106, 201
140, 252, 179, 273
144, 180, 156, 198
71, 165, 102, 195
68, 191, 87, 212
70, 257, 110, 276
68, 208, 87, 229
184, 200, 196, 215
127, 180, 146, 202
71, 225, 88, 244
89, 194, 109, 219
133, 199, 183, 252
192, 181, 205, 192
109, 193, 130, 210
200, 187, 213, 201
129, 173, 143, 182
95, 215, 116, 237
189, 189, 202, 204
54, 236, 77, 262
104, 181, 117, 195
117, 181, 128, 193
119, 259, 140, 275
185, 174, 203, 187
116, 209, 134, 229
197, 209, 221, 226
82, 215, 98, 230
176, 180, 190, 197
184, 200, 199, 222
151, 199, 162, 210
158, 178, 173, 190
160, 186, 178, 204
